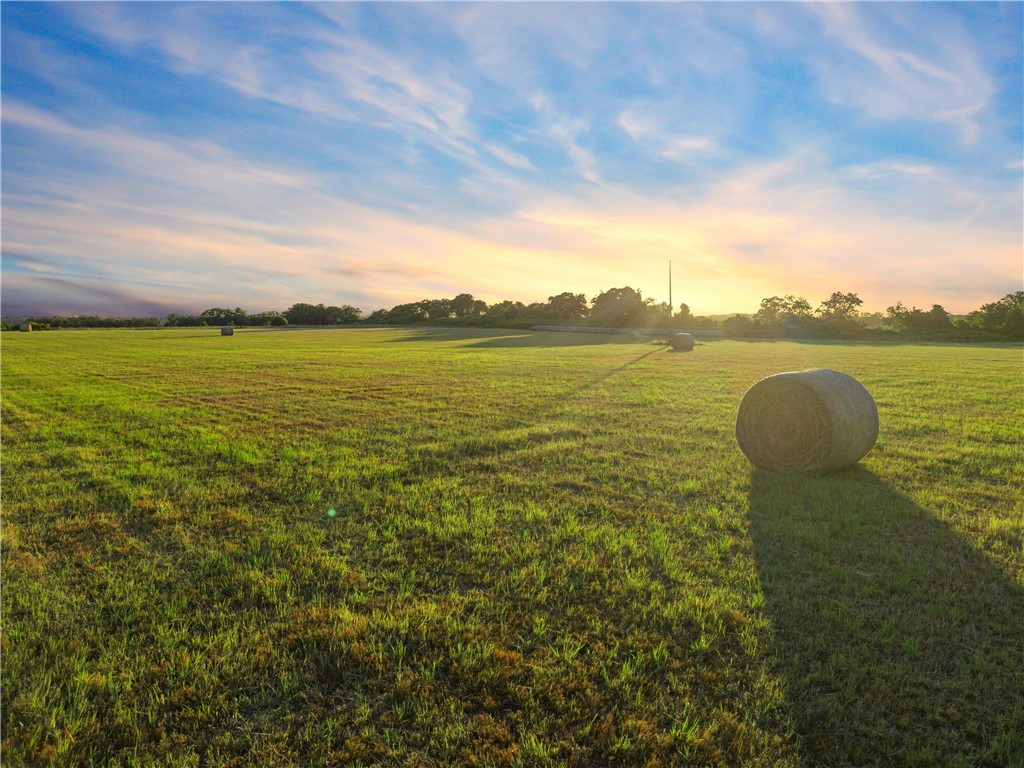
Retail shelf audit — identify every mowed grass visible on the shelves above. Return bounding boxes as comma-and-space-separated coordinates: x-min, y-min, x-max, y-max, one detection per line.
2, 327, 1022, 767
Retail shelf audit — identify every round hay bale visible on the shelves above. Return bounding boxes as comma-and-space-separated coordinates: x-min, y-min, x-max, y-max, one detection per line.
221, 326, 234, 336
19, 323, 31, 332
735, 368, 878, 474
670, 332, 694, 351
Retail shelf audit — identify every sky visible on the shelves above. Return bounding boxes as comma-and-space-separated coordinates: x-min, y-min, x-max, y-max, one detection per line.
2, 2, 1022, 319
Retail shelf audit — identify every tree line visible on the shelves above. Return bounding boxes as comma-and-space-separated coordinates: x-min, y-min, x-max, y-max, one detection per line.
0, 315, 164, 331
362, 288, 720, 329
158, 288, 720, 329
725, 291, 1023, 341
5, 288, 1021, 341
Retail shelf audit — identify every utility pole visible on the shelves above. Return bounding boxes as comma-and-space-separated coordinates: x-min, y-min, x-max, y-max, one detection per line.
668, 261, 673, 324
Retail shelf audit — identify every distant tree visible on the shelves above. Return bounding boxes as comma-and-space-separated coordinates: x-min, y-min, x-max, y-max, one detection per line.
284, 303, 321, 325
925, 304, 952, 331
860, 311, 885, 329
243, 311, 282, 326
755, 296, 786, 325
648, 299, 670, 314
884, 302, 952, 335
676, 303, 693, 325
389, 301, 430, 323
590, 286, 648, 327
687, 315, 722, 331
269, 314, 288, 326
960, 292, 1024, 339
756, 295, 812, 325
546, 292, 589, 320
283, 303, 361, 325
200, 307, 227, 324
486, 300, 528, 321
424, 299, 453, 320
817, 292, 864, 322
903, 307, 930, 333
450, 293, 486, 317
882, 301, 910, 331
21, 315, 162, 329
722, 315, 763, 337
166, 312, 204, 327
327, 304, 362, 324
198, 307, 249, 325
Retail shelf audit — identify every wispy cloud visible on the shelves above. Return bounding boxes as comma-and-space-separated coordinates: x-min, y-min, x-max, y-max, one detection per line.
484, 144, 535, 172
2, 3, 1020, 318
618, 106, 716, 163
807, 3, 995, 143
60, 3, 481, 163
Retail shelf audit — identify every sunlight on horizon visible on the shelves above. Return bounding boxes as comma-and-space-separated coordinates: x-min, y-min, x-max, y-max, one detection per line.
2, 3, 1021, 318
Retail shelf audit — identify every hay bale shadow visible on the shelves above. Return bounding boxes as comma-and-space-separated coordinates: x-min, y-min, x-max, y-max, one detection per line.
748, 468, 1024, 765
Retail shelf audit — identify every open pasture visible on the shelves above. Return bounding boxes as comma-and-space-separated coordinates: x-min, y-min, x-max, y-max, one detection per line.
2, 328, 1022, 767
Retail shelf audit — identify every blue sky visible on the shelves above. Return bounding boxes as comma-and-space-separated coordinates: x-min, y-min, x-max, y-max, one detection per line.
2, 2, 1021, 318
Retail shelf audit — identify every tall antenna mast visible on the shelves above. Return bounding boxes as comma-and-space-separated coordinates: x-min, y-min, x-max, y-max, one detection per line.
668, 261, 673, 322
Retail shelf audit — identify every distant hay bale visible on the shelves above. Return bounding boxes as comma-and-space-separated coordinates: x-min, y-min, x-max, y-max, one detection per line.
735, 369, 878, 474
221, 326, 234, 336
670, 333, 694, 351
628, 331, 643, 342
19, 323, 31, 332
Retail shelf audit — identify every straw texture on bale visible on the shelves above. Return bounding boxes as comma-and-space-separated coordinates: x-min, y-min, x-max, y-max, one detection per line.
221, 327, 234, 336
735, 368, 878, 474
670, 333, 694, 351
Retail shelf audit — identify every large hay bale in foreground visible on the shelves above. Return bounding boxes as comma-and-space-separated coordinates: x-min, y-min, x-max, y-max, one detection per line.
735, 369, 878, 474
221, 326, 234, 336
670, 333, 694, 351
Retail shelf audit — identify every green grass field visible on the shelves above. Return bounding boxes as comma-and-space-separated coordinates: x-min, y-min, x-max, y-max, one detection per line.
2, 327, 1022, 767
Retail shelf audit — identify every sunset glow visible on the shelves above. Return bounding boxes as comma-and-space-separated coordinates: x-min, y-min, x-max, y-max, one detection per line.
2, 2, 1021, 318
